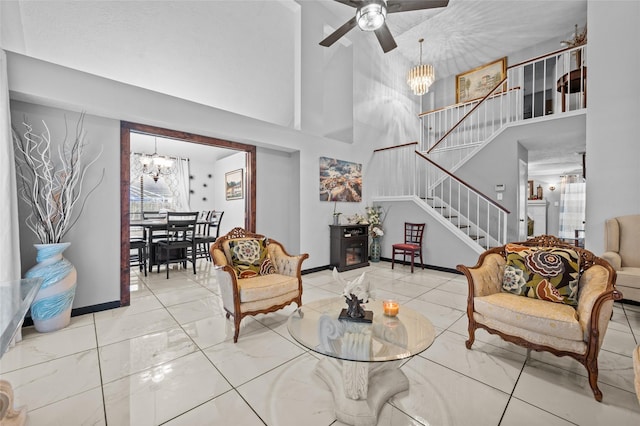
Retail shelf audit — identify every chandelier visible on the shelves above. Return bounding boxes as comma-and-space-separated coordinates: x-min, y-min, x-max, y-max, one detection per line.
356, 0, 387, 31
407, 38, 435, 96
560, 24, 587, 48
139, 138, 174, 182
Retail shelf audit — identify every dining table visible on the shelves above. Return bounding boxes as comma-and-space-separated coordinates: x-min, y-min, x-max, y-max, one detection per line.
130, 217, 217, 272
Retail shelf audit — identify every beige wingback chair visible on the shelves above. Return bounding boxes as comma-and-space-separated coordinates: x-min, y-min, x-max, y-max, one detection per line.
210, 228, 308, 342
634, 345, 640, 405
602, 214, 640, 303
458, 235, 622, 402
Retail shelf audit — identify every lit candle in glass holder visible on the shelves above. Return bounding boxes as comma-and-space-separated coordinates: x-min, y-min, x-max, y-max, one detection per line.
383, 300, 399, 317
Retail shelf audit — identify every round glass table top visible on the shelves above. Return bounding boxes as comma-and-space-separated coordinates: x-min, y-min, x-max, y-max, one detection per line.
287, 297, 435, 362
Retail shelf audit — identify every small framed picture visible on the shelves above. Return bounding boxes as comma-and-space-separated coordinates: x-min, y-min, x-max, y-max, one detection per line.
225, 169, 244, 200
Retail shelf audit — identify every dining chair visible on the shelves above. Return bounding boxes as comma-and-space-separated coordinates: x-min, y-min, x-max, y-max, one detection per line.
193, 210, 224, 261
129, 223, 147, 276
130, 240, 148, 277
391, 222, 425, 273
156, 211, 198, 278
143, 211, 169, 271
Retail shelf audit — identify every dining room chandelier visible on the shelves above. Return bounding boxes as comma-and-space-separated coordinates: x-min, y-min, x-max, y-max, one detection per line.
139, 138, 174, 182
407, 38, 435, 96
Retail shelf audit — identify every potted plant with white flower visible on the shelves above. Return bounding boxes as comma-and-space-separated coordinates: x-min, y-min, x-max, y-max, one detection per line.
12, 113, 103, 332
365, 205, 387, 262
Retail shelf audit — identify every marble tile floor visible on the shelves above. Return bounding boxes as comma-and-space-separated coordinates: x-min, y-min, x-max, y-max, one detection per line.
2, 260, 640, 425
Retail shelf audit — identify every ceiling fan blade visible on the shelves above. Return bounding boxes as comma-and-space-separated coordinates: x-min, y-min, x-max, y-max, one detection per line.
374, 23, 397, 53
387, 0, 449, 14
332, 0, 361, 8
320, 16, 358, 47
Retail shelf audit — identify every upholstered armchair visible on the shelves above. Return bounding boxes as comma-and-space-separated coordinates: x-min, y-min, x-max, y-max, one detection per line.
602, 214, 640, 303
457, 235, 622, 402
634, 345, 640, 405
210, 228, 309, 342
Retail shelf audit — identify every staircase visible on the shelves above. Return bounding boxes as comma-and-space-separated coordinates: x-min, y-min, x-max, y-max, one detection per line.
371, 45, 587, 252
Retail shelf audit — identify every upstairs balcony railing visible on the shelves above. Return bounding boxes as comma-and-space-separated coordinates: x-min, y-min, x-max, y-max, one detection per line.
419, 45, 587, 172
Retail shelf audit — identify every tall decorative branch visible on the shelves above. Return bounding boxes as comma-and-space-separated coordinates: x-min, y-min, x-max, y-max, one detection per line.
12, 113, 104, 244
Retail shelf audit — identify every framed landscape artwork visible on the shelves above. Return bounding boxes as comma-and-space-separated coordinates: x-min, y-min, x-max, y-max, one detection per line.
319, 157, 362, 202
456, 57, 507, 103
225, 169, 243, 200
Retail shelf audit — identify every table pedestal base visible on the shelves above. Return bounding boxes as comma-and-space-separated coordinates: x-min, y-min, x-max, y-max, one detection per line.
315, 358, 408, 426
0, 380, 26, 426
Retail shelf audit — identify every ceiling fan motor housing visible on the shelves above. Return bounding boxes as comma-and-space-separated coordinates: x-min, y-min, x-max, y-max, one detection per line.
320, 0, 449, 54
356, 0, 387, 31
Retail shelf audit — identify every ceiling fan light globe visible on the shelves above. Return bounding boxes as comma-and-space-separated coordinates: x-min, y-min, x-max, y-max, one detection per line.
356, 1, 387, 31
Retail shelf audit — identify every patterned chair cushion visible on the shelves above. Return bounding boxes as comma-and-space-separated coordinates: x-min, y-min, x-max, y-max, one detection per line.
502, 243, 580, 307
228, 238, 275, 279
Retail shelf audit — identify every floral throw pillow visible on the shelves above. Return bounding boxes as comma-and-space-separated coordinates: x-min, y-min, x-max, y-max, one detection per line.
228, 238, 275, 278
502, 243, 580, 307
259, 257, 276, 276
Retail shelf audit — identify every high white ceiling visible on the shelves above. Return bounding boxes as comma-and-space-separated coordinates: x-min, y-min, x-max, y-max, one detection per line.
2, 0, 587, 183
323, 0, 587, 78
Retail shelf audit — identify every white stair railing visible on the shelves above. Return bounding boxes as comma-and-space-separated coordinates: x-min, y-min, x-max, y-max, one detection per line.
370, 144, 509, 249
420, 45, 587, 172
420, 80, 521, 172
416, 151, 508, 249
369, 142, 420, 198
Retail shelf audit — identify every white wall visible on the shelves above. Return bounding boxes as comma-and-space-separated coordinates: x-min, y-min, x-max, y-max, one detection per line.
188, 158, 218, 214
585, 0, 640, 254
213, 152, 246, 236
10, 100, 121, 308
545, 189, 561, 236
256, 147, 299, 253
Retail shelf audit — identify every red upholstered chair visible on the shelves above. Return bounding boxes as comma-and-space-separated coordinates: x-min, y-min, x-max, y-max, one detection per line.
392, 223, 425, 273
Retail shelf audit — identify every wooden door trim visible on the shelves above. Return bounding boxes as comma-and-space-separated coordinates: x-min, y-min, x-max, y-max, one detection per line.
120, 121, 256, 306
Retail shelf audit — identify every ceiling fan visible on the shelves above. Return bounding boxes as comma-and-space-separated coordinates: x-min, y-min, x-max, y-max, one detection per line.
320, 0, 449, 53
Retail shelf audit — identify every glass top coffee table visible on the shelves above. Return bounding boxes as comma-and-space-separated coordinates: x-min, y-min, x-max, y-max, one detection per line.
288, 297, 435, 426
1, 277, 43, 426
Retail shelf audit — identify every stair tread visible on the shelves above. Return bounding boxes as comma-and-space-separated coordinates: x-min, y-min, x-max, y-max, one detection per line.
468, 235, 486, 240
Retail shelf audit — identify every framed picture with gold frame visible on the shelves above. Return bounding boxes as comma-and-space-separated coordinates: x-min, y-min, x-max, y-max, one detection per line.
456, 57, 507, 103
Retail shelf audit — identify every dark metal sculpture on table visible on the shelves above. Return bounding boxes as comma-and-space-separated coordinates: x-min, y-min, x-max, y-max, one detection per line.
345, 293, 366, 319
333, 268, 374, 323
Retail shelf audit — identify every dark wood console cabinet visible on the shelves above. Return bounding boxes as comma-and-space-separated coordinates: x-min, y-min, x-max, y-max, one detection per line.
330, 224, 370, 272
